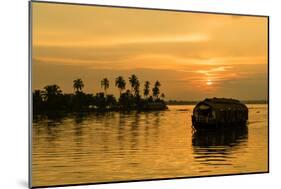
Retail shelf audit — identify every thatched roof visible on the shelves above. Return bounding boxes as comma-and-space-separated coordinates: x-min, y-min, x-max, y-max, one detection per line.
196, 98, 248, 111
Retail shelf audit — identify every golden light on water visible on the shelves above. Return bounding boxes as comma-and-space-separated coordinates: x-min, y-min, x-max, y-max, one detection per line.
32, 104, 268, 186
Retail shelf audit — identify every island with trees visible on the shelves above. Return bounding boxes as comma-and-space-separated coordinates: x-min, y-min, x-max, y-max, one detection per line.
33, 74, 168, 115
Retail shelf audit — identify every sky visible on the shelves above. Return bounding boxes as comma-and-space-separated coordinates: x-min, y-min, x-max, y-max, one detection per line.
32, 2, 268, 101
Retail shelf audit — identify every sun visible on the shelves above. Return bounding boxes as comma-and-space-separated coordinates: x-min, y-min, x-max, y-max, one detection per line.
206, 80, 213, 85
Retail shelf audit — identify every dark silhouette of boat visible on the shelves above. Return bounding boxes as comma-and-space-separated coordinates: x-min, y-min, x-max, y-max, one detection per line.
192, 98, 248, 130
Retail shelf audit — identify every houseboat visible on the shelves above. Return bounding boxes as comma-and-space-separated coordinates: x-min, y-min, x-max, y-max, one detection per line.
192, 98, 248, 130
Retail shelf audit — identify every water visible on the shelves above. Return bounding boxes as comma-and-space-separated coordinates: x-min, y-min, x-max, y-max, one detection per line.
32, 104, 268, 187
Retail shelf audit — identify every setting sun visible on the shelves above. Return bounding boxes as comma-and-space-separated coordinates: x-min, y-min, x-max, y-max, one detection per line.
206, 80, 213, 85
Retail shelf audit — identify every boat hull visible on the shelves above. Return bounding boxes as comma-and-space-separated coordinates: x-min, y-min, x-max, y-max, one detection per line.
192, 115, 247, 130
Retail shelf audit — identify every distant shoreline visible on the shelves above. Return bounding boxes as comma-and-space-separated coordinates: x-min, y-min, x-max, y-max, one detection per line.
166, 100, 268, 105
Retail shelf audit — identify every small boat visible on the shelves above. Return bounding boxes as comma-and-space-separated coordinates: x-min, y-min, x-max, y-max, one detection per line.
191, 98, 248, 130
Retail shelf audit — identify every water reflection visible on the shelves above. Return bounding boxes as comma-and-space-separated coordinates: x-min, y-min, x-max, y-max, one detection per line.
192, 126, 248, 166
32, 105, 268, 187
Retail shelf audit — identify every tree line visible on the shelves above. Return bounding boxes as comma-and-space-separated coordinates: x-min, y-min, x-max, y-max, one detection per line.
33, 74, 167, 114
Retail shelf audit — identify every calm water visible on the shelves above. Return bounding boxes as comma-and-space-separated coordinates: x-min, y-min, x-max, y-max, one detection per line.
32, 104, 268, 187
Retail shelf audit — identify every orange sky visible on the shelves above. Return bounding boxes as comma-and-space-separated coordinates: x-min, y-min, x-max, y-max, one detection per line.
32, 2, 268, 101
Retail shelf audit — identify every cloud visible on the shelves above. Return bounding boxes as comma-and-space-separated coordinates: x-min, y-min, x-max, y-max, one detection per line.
34, 33, 210, 48
196, 66, 232, 75
32, 2, 268, 100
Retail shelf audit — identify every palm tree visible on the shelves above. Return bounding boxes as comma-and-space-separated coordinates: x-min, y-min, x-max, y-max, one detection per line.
73, 78, 84, 93
129, 74, 138, 91
152, 81, 161, 100
115, 76, 126, 96
152, 87, 159, 100
143, 81, 150, 98
129, 74, 139, 96
41, 85, 62, 110
101, 78, 109, 95
134, 80, 140, 97
42, 84, 62, 101
155, 80, 161, 88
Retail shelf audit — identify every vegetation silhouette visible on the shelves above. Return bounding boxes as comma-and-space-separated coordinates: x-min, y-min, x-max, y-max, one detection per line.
115, 76, 126, 97
101, 78, 109, 95
33, 74, 167, 115
73, 78, 84, 93
143, 81, 150, 99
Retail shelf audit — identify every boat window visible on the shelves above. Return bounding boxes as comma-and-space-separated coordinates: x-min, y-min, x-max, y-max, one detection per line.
199, 104, 210, 110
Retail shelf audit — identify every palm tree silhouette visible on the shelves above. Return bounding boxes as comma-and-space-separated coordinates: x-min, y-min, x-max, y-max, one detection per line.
73, 78, 84, 93
134, 80, 140, 97
155, 80, 161, 88
152, 80, 161, 100
115, 76, 126, 96
144, 81, 150, 98
33, 76, 167, 113
129, 74, 138, 90
129, 74, 140, 96
42, 84, 62, 101
101, 78, 109, 95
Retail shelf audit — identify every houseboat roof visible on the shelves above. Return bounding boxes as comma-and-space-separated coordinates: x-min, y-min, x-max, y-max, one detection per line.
196, 98, 247, 111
